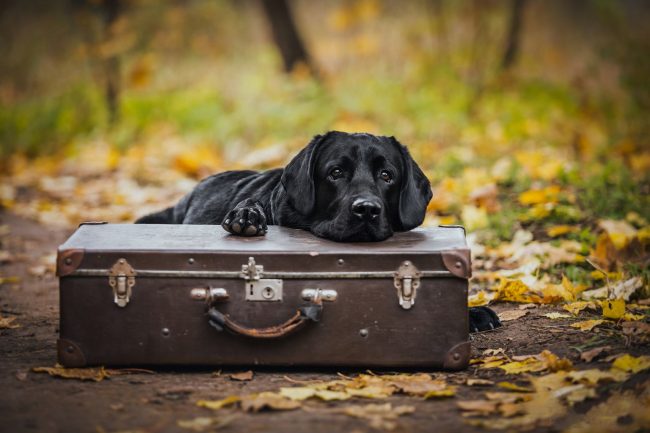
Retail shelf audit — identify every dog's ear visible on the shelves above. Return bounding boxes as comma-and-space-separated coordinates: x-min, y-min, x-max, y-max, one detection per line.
281, 132, 332, 216
391, 137, 433, 231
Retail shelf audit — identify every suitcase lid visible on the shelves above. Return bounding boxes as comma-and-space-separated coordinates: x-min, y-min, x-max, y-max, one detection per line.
57, 223, 470, 278
58, 223, 470, 310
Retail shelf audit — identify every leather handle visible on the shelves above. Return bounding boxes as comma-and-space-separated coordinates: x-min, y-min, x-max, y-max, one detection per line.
207, 298, 323, 339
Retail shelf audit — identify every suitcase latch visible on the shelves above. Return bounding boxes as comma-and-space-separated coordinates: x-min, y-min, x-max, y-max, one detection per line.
241, 256, 283, 302
394, 261, 421, 309
108, 258, 135, 307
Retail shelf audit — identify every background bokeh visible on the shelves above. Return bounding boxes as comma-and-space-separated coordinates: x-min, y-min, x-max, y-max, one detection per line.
0, 0, 648, 251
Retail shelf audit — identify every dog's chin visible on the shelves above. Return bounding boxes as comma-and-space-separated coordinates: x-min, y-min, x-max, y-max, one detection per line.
311, 219, 393, 243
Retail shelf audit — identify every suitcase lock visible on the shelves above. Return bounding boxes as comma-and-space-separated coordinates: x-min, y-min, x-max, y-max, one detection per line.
108, 258, 136, 307
394, 261, 421, 309
241, 257, 283, 302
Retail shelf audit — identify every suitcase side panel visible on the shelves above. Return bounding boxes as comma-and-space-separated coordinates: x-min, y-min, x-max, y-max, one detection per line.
59, 275, 469, 369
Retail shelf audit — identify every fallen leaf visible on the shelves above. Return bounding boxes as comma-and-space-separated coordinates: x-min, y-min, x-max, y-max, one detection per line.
498, 309, 528, 322
570, 319, 605, 331
197, 396, 241, 410
564, 388, 650, 433
240, 392, 301, 412
466, 378, 494, 386
423, 386, 457, 398
611, 354, 650, 373
229, 371, 253, 381
547, 225, 578, 237
0, 315, 20, 329
579, 346, 610, 362
496, 382, 533, 393
457, 400, 499, 415
544, 312, 571, 319
32, 365, 108, 382
563, 301, 597, 315
566, 369, 629, 385
601, 299, 625, 319
279, 387, 317, 401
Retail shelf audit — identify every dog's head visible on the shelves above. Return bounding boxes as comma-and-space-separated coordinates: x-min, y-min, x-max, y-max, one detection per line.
281, 131, 432, 242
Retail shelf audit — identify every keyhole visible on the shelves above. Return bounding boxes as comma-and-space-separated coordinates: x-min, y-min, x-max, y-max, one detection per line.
249, 283, 254, 296
262, 286, 274, 299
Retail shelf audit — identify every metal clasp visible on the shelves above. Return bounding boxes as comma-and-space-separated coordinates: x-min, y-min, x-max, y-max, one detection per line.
301, 288, 338, 302
190, 287, 229, 303
108, 258, 136, 307
393, 261, 421, 309
241, 256, 283, 302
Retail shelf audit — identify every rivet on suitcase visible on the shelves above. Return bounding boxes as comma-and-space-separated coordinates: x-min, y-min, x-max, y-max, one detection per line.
56, 224, 471, 370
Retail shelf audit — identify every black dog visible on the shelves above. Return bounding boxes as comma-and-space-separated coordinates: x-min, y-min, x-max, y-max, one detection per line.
136, 131, 501, 331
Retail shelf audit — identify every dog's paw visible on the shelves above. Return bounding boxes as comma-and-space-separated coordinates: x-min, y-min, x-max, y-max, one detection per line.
469, 306, 502, 333
222, 205, 267, 236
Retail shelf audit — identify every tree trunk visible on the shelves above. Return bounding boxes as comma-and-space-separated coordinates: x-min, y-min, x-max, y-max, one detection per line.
103, 0, 121, 125
260, 0, 313, 73
501, 0, 527, 71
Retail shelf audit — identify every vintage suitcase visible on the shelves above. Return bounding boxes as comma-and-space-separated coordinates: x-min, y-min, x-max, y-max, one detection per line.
56, 223, 471, 369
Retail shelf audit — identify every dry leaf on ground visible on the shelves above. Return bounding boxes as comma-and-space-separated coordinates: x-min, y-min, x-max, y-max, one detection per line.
197, 396, 241, 410
239, 392, 301, 412
564, 387, 650, 433
611, 354, 650, 373
498, 309, 528, 322
229, 371, 253, 381
570, 319, 606, 332
0, 315, 20, 329
32, 365, 109, 382
579, 346, 610, 362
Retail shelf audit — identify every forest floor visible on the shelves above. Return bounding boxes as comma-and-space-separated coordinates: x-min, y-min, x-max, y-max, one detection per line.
1, 211, 648, 433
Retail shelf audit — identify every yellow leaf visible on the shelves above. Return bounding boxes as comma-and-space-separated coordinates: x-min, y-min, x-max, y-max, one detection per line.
278, 387, 316, 401
563, 301, 596, 315
345, 385, 394, 399
601, 299, 625, 320
32, 365, 109, 382
240, 392, 301, 412
496, 382, 534, 393
518, 185, 561, 206
566, 369, 629, 385
468, 290, 490, 307
564, 388, 650, 433
622, 312, 645, 321
197, 396, 241, 410
493, 278, 543, 304
544, 312, 571, 319
611, 354, 650, 373
313, 389, 350, 401
423, 387, 457, 399
547, 225, 577, 237
598, 219, 637, 249
570, 319, 605, 331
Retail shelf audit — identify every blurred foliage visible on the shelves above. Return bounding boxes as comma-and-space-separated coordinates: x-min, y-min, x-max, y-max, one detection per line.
0, 0, 648, 245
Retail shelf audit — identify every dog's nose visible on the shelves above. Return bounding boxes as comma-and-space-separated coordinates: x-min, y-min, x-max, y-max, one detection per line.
351, 198, 382, 221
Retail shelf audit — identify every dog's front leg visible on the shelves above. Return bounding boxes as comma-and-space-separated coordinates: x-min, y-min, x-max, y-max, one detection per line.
221, 199, 268, 236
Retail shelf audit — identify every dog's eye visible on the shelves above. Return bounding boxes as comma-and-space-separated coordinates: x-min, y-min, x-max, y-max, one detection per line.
379, 170, 393, 183
329, 167, 344, 179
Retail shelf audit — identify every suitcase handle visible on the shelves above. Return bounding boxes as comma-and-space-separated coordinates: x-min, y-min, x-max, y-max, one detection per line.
206, 297, 323, 339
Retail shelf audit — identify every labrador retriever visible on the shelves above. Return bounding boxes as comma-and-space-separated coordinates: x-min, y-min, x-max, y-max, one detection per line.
136, 131, 501, 331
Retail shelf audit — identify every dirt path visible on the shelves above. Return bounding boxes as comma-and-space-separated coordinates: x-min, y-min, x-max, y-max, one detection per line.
0, 211, 647, 433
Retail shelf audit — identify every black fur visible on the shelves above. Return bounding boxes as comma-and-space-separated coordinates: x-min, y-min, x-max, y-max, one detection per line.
136, 131, 501, 332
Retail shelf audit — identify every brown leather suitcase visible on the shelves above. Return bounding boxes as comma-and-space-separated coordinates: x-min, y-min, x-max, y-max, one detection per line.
56, 223, 471, 369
